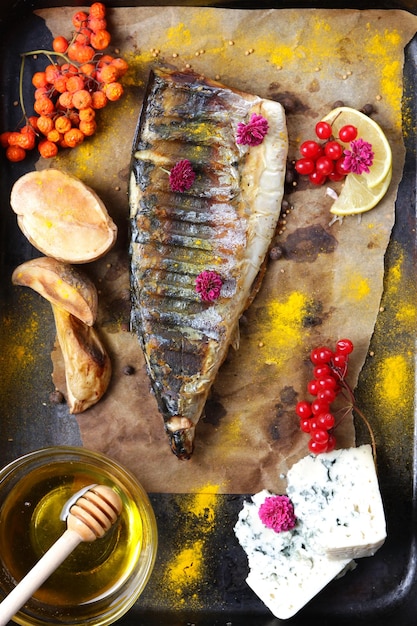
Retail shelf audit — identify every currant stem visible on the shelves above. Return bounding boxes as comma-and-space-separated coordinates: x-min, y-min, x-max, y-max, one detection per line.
334, 370, 377, 467
352, 404, 377, 466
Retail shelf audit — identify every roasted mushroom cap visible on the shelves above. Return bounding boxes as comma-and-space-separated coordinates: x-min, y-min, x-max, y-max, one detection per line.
10, 169, 117, 263
12, 257, 98, 326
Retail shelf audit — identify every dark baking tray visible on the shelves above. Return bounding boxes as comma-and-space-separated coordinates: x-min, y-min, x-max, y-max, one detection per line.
1, 1, 417, 625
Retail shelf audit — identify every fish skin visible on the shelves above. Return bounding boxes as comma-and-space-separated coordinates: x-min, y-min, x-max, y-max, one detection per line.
129, 68, 288, 459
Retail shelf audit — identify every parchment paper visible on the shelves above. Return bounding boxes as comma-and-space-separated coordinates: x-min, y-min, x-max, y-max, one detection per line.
37, 7, 417, 493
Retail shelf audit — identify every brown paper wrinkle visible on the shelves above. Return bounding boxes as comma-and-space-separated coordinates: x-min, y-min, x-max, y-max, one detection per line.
43, 8, 417, 494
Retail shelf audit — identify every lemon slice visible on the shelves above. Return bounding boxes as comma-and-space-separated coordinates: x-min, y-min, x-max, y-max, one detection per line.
321, 107, 392, 189
329, 166, 392, 216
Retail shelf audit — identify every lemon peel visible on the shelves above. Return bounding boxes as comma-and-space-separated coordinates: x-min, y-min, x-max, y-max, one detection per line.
322, 107, 392, 189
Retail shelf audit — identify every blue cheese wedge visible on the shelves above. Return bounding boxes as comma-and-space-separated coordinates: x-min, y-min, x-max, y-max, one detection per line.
234, 490, 353, 620
287, 444, 386, 559
234, 445, 386, 619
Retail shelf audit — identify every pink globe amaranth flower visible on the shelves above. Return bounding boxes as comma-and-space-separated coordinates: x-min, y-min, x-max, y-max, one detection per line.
169, 159, 196, 192
342, 138, 374, 175
195, 270, 223, 302
236, 113, 269, 146
258, 494, 297, 533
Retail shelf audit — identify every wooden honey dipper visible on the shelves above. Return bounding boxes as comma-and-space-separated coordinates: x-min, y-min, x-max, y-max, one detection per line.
0, 484, 123, 626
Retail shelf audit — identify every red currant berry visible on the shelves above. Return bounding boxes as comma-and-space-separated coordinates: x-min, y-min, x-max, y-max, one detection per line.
326, 433, 337, 452
300, 418, 312, 433
317, 388, 336, 403
295, 158, 315, 176
317, 376, 337, 391
315, 121, 332, 140
327, 170, 346, 182
338, 124, 358, 143
315, 155, 334, 177
335, 156, 350, 175
300, 140, 322, 160
309, 417, 319, 431
317, 412, 335, 430
333, 353, 347, 368
324, 140, 343, 160
307, 379, 319, 395
308, 438, 328, 454
312, 428, 329, 444
308, 171, 326, 185
313, 364, 332, 378
310, 346, 333, 365
311, 399, 330, 415
296, 400, 312, 418
336, 338, 354, 355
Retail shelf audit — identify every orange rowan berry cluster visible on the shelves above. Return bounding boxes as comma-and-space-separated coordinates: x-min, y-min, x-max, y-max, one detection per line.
1, 2, 128, 161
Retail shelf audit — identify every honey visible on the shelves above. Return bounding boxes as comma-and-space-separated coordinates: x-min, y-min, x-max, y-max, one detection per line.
0, 448, 157, 625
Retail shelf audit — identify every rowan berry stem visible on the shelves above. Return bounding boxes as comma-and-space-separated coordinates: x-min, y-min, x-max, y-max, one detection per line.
21, 50, 71, 65
19, 51, 72, 121
19, 55, 28, 120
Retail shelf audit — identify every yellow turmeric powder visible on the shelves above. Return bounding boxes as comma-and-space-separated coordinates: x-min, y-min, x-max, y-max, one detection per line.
161, 483, 220, 609
257, 291, 312, 368
360, 245, 416, 445
342, 271, 371, 302
0, 294, 41, 392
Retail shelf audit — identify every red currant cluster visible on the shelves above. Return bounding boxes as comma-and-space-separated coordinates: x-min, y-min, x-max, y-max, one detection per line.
296, 338, 354, 454
295, 121, 358, 186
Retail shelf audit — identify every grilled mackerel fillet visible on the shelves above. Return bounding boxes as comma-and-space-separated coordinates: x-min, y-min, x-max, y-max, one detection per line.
129, 68, 288, 459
